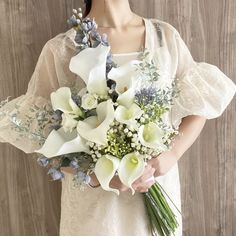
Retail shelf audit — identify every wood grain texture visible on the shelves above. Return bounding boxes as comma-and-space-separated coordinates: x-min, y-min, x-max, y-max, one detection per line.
0, 0, 235, 235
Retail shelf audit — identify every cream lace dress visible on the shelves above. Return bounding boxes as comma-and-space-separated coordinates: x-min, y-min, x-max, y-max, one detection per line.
0, 18, 235, 236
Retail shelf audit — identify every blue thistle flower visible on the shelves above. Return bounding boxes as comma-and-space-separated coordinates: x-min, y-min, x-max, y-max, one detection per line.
135, 87, 157, 106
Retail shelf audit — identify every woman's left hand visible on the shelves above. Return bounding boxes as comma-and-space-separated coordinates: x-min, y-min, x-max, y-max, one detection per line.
131, 164, 156, 193
148, 150, 178, 177
131, 151, 178, 193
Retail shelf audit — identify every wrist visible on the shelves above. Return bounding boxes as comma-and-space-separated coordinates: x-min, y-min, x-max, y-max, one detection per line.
150, 150, 179, 177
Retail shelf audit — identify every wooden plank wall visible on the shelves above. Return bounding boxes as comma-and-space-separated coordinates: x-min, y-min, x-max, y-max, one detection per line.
0, 0, 235, 235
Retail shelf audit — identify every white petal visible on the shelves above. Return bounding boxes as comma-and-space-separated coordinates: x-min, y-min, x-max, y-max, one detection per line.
51, 87, 73, 113
138, 122, 166, 150
35, 127, 90, 158
108, 60, 141, 108
69, 97, 83, 116
107, 60, 140, 93
116, 88, 135, 108
69, 43, 110, 96
115, 103, 143, 127
61, 113, 78, 133
94, 155, 120, 195
118, 152, 145, 195
77, 100, 115, 145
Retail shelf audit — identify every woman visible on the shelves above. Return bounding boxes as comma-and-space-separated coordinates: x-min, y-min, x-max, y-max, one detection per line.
58, 0, 235, 235
0, 0, 235, 235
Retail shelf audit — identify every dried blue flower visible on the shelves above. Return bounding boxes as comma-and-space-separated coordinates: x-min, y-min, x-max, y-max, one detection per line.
76, 171, 86, 179
67, 15, 78, 27
101, 33, 109, 46
48, 168, 65, 180
82, 18, 97, 32
52, 110, 63, 121
71, 94, 81, 106
49, 124, 61, 131
82, 35, 89, 44
134, 87, 157, 106
92, 40, 100, 48
70, 159, 80, 169
84, 175, 91, 184
75, 32, 86, 45
90, 31, 102, 42
37, 156, 49, 167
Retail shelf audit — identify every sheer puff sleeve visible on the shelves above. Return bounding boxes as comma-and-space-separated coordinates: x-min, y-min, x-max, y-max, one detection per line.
0, 29, 81, 154
169, 27, 236, 128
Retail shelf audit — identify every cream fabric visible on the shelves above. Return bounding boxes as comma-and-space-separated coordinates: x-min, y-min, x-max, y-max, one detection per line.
0, 17, 236, 236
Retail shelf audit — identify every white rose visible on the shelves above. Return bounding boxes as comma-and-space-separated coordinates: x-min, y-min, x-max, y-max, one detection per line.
81, 93, 98, 110
61, 113, 78, 133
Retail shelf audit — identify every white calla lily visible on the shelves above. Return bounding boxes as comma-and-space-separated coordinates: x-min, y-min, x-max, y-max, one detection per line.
51, 87, 83, 117
77, 99, 115, 145
115, 103, 143, 128
69, 43, 110, 96
35, 127, 90, 158
138, 122, 167, 150
118, 152, 145, 195
94, 155, 120, 195
107, 60, 141, 108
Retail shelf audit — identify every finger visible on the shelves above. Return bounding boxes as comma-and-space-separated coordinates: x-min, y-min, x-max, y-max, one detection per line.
132, 172, 155, 192
145, 175, 155, 183
134, 167, 155, 186
135, 179, 155, 192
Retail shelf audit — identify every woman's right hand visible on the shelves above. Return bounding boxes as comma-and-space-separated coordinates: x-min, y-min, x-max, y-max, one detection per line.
60, 168, 130, 192
89, 172, 129, 192
109, 175, 130, 192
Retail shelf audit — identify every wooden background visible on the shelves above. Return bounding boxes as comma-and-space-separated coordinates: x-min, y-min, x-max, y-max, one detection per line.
0, 0, 235, 235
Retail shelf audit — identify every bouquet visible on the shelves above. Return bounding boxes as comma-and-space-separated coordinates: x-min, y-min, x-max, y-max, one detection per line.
2, 8, 182, 236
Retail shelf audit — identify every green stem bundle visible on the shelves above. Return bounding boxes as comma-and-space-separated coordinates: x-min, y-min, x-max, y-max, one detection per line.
143, 182, 181, 236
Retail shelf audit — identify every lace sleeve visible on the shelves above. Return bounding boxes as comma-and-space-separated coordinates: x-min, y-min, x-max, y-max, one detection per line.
0, 29, 83, 154
170, 29, 236, 128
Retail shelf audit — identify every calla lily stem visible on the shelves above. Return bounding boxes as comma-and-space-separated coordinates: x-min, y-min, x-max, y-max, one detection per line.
143, 182, 180, 236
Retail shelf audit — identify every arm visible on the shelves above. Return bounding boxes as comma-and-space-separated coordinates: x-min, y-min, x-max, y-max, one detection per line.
130, 115, 207, 193
148, 115, 207, 177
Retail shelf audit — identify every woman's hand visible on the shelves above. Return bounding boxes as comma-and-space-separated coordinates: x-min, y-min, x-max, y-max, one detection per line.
148, 150, 178, 177
131, 164, 156, 193
89, 172, 130, 191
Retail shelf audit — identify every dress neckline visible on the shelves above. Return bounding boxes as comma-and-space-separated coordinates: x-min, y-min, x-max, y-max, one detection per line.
112, 17, 149, 56
67, 17, 152, 57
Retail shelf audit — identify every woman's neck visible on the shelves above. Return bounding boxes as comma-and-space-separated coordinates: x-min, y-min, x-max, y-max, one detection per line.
85, 0, 134, 29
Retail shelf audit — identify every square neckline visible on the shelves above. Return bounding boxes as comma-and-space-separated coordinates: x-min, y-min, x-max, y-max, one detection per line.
112, 17, 148, 56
